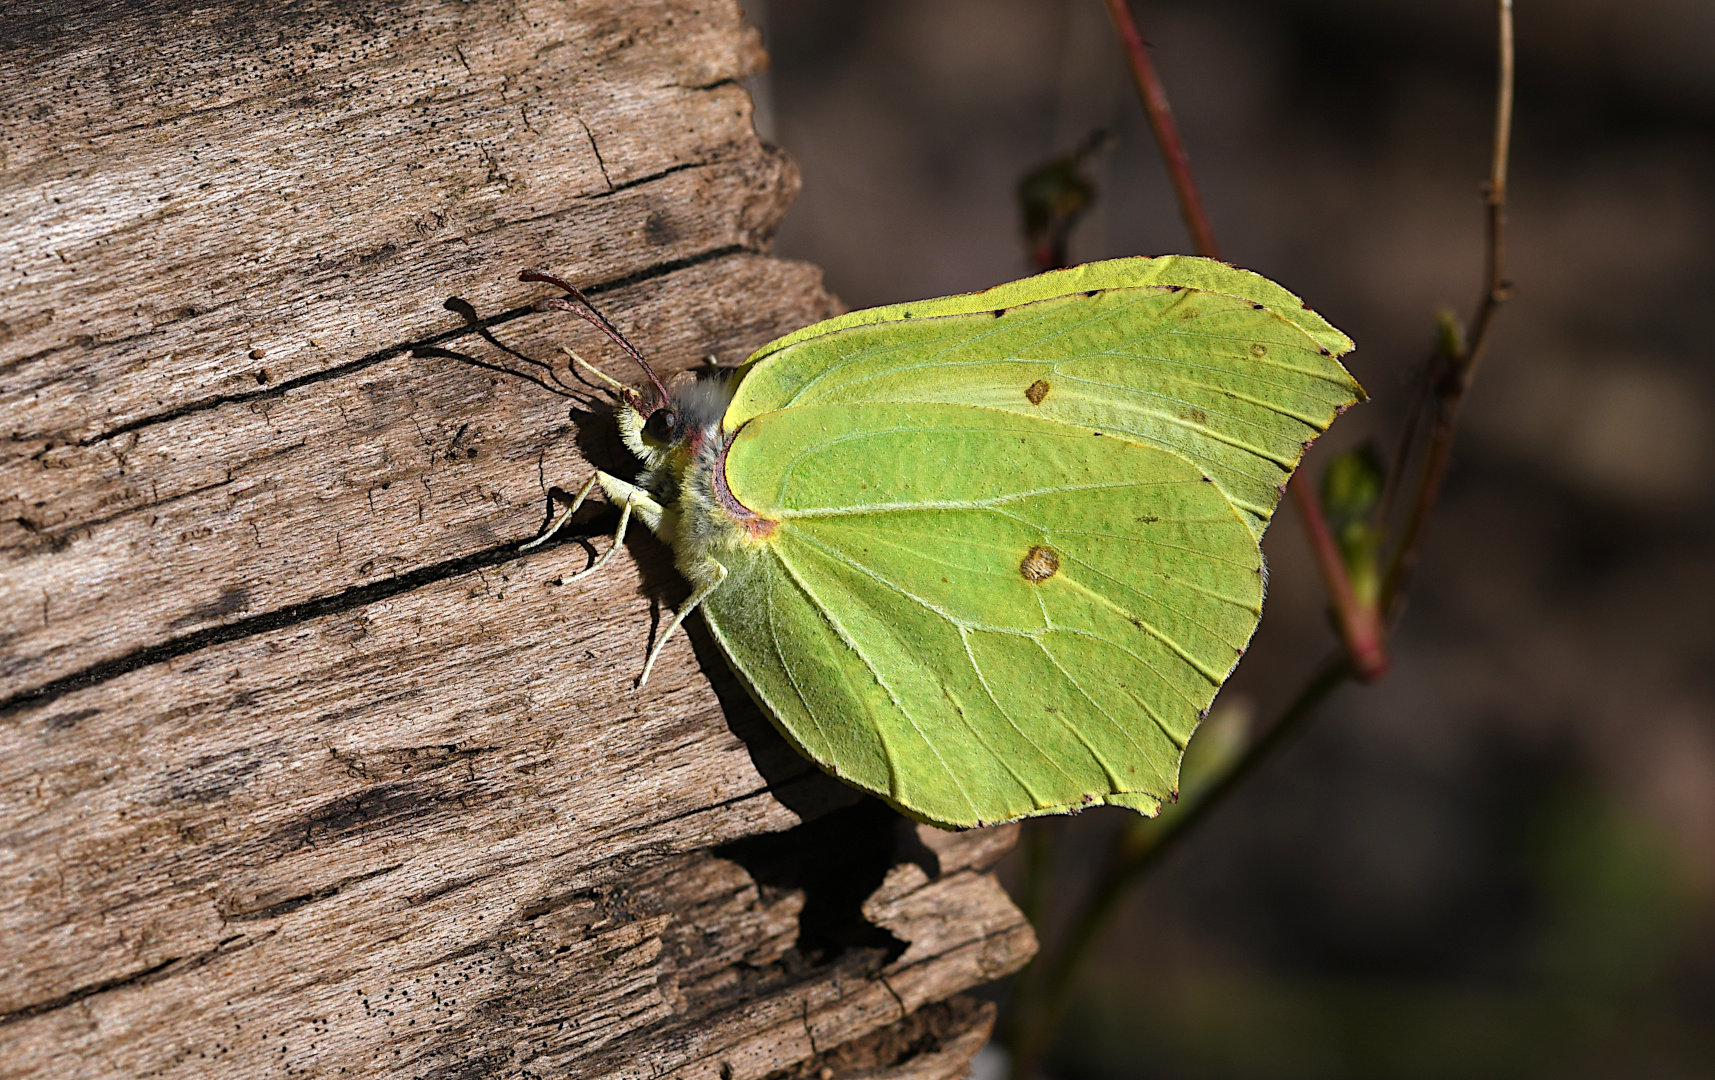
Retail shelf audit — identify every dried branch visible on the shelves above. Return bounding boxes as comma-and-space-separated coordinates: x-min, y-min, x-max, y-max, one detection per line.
1004, 5, 1518, 1077
1383, 0, 1514, 611
1290, 477, 1390, 681
1101, 0, 1221, 259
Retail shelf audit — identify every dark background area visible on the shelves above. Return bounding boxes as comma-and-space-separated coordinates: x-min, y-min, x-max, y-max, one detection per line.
741, 1, 1715, 1076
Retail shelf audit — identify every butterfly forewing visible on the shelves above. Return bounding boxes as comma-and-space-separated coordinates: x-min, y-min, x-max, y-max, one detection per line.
743, 255, 1353, 363
727, 261, 1363, 538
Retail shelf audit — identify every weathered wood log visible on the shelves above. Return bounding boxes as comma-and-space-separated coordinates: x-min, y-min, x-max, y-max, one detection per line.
0, 3, 1035, 1076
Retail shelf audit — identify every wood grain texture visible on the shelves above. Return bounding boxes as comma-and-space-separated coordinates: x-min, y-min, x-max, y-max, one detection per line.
0, 2, 1035, 1077
775, 997, 998, 1080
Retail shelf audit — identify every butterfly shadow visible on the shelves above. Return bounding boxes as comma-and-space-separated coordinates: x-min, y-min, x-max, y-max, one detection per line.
715, 797, 939, 967
432, 293, 941, 966
627, 548, 944, 968
617, 535, 856, 824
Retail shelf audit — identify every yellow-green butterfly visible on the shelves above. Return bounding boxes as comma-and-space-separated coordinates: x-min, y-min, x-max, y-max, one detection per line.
521, 257, 1361, 829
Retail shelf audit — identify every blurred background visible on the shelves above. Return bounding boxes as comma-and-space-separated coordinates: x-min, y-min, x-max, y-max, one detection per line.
740, 0, 1715, 1076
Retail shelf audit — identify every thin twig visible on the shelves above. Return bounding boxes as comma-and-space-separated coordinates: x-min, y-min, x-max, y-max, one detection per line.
1044, 657, 1347, 995
1380, 349, 1436, 528
1006, 657, 1350, 1080
1290, 478, 1389, 681
1101, 0, 1221, 259
1106, 0, 1385, 679
1005, 7, 1515, 1078
1382, 0, 1514, 612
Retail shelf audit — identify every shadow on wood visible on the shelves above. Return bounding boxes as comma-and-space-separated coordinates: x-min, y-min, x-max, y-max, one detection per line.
0, 1, 1035, 1076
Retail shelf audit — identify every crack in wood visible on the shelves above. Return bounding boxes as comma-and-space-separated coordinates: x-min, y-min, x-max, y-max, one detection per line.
61, 243, 746, 452
220, 863, 405, 921
19, 437, 310, 550
0, 957, 183, 1028
0, 527, 605, 720
575, 114, 614, 193
0, 931, 270, 1028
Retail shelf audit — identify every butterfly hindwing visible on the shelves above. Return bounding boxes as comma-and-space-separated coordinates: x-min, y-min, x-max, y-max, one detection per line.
704, 401, 1262, 827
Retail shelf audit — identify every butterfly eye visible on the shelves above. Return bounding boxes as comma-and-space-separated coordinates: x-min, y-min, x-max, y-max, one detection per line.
643, 408, 676, 442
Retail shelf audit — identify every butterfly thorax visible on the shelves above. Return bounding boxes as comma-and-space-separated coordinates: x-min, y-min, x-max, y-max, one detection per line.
618, 374, 775, 592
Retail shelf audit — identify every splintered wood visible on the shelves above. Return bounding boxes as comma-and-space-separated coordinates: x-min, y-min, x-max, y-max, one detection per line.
0, 3, 1034, 1077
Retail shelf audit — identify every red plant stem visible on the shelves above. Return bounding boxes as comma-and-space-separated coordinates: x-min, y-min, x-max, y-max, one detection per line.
1290, 477, 1389, 682
1004, 10, 1514, 1080
1102, 0, 1378, 676
1101, 0, 1221, 260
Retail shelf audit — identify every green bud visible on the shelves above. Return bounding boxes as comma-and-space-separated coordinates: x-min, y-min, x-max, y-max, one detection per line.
1321, 443, 1385, 531
1321, 444, 1386, 608
1019, 129, 1112, 271
1434, 306, 1466, 362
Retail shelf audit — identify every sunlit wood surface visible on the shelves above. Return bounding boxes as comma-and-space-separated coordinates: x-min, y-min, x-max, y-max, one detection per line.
0, 3, 1033, 1076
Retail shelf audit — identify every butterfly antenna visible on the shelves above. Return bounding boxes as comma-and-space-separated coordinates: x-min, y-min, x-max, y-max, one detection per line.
520, 270, 672, 407
561, 346, 634, 398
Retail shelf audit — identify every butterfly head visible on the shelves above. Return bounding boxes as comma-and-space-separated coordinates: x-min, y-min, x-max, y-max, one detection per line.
521, 267, 682, 448
520, 269, 735, 497
614, 391, 677, 470
615, 374, 734, 469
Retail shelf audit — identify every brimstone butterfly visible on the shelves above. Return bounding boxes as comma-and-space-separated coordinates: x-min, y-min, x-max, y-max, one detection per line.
520, 257, 1361, 829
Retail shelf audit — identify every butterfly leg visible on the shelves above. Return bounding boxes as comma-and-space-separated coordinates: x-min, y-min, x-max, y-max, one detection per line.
637, 557, 727, 688
594, 472, 665, 535
521, 473, 602, 552
563, 495, 636, 585
527, 472, 667, 586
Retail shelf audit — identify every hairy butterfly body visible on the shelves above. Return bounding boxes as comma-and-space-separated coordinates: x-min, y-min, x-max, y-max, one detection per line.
523, 257, 1361, 828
